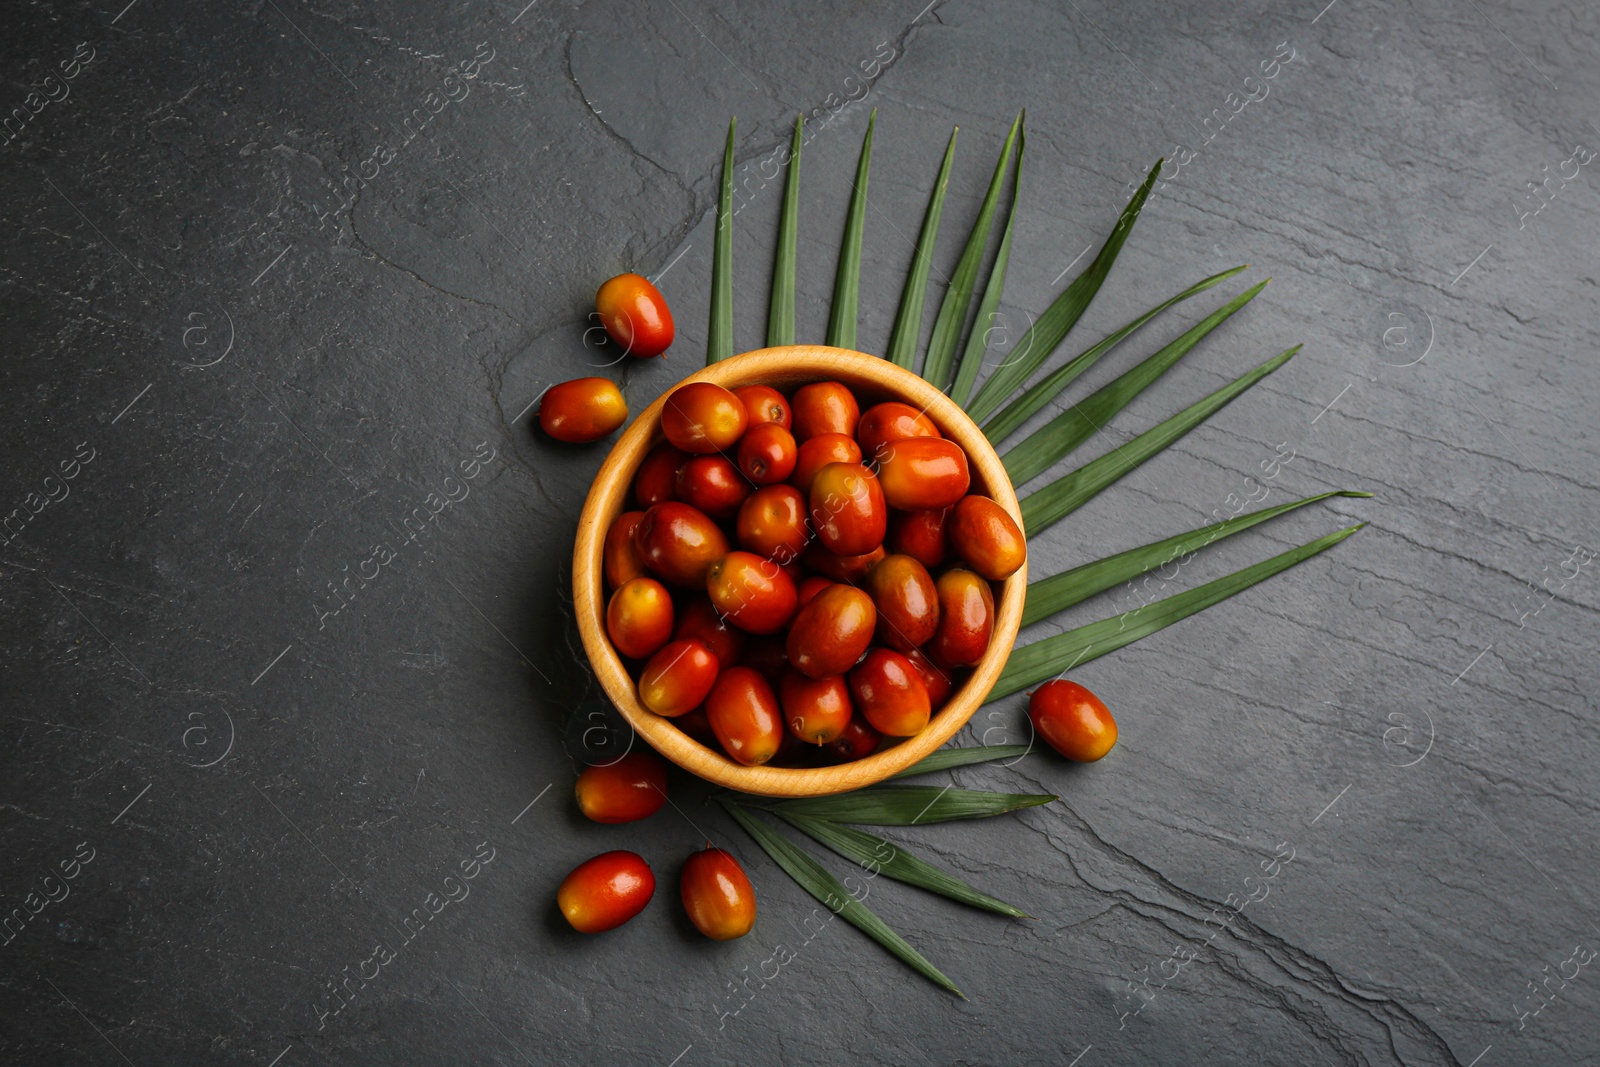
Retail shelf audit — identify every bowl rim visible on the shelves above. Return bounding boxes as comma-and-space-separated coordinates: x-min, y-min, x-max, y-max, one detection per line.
571, 345, 1028, 797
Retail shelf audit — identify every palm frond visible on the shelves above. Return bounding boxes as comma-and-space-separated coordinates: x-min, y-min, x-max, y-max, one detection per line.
886, 128, 958, 369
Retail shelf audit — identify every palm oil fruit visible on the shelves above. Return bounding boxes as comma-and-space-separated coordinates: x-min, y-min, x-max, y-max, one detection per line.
675, 455, 751, 521
790, 432, 863, 496
704, 667, 784, 766
634, 442, 686, 508
539, 377, 627, 444
809, 461, 886, 556
637, 638, 719, 717
705, 552, 799, 635
661, 382, 747, 453
947, 495, 1026, 580
778, 669, 853, 744
595, 272, 674, 358
790, 381, 860, 440
680, 847, 756, 940
862, 553, 940, 652
1029, 680, 1117, 761
605, 577, 674, 659
558, 850, 655, 933
737, 485, 809, 565
574, 752, 668, 824
736, 422, 798, 486
849, 648, 931, 737
604, 511, 649, 588
634, 502, 729, 588
674, 597, 745, 667
786, 584, 876, 679
887, 507, 949, 569
733, 384, 791, 429
875, 437, 970, 509
926, 568, 994, 669
856, 401, 940, 462
824, 717, 881, 763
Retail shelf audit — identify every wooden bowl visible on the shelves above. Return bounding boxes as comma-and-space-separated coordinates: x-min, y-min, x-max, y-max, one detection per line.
572, 346, 1027, 797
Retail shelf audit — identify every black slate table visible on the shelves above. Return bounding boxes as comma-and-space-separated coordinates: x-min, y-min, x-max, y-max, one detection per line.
4, 1, 1597, 1064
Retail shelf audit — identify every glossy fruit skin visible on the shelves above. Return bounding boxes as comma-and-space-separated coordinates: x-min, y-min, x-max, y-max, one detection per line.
786, 584, 876, 678
791, 381, 860, 440
637, 638, 720, 717
606, 577, 675, 660
733, 384, 791, 429
948, 495, 1027, 580
810, 462, 887, 556
595, 273, 675, 358
736, 423, 798, 486
634, 443, 686, 509
857, 401, 941, 463
736, 485, 809, 565
574, 751, 668, 824
604, 511, 649, 588
558, 850, 655, 933
779, 669, 853, 744
675, 455, 752, 521
704, 667, 784, 766
905, 648, 955, 709
875, 438, 971, 510
801, 543, 885, 584
1029, 680, 1117, 761
926, 568, 994, 668
635, 502, 730, 588
540, 377, 628, 444
661, 382, 748, 454
795, 575, 834, 607
680, 847, 757, 940
790, 432, 863, 496
824, 717, 881, 763
705, 552, 799, 634
674, 598, 745, 668
862, 553, 940, 652
849, 649, 932, 737
887, 508, 949, 570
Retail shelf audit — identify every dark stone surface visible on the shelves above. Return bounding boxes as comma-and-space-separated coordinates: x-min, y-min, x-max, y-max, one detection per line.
2, 0, 1596, 1063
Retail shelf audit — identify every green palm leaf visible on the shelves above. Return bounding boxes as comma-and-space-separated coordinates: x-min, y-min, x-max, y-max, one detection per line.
721, 799, 963, 996
777, 812, 1031, 918
922, 113, 1022, 391
886, 128, 958, 369
892, 744, 1033, 777
966, 158, 1163, 421
827, 111, 875, 350
993, 522, 1364, 700
1021, 344, 1301, 536
765, 785, 1054, 825
949, 126, 1025, 406
1022, 490, 1372, 627
982, 266, 1249, 444
1001, 279, 1269, 485
767, 116, 804, 347
707, 118, 736, 364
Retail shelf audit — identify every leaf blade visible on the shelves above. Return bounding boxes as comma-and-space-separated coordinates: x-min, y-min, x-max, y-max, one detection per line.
827, 111, 875, 351
1022, 490, 1373, 627
967, 158, 1164, 421
707, 117, 736, 364
950, 124, 1025, 406
1020, 344, 1302, 536
721, 800, 963, 996
778, 812, 1031, 918
766, 116, 804, 347
993, 522, 1366, 701
891, 744, 1033, 778
886, 127, 959, 369
923, 113, 1021, 390
768, 785, 1055, 826
982, 266, 1250, 444
1001, 279, 1269, 486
